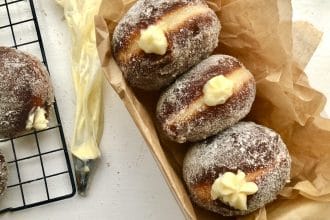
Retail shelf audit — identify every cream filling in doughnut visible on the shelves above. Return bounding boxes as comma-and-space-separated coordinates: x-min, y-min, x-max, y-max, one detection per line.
26, 107, 49, 130
119, 5, 212, 61
165, 67, 253, 127
203, 75, 234, 106
138, 25, 168, 55
211, 170, 258, 211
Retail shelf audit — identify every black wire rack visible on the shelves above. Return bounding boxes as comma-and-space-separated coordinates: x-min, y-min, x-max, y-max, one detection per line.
0, 0, 76, 213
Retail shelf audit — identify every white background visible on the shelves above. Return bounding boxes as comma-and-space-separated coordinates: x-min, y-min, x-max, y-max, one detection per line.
1, 0, 330, 219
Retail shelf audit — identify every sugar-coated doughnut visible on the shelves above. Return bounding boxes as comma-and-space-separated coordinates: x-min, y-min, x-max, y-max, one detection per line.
112, 0, 221, 90
0, 47, 54, 137
183, 122, 291, 216
156, 55, 256, 143
0, 151, 8, 197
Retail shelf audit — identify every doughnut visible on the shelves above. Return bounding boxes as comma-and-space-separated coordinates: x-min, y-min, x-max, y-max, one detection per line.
183, 122, 291, 216
112, 0, 221, 90
0, 47, 54, 137
156, 55, 256, 143
0, 151, 8, 197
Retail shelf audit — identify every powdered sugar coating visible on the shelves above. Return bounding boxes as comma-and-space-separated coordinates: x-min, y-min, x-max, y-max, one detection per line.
156, 55, 256, 143
112, 0, 221, 90
113, 0, 200, 45
0, 47, 54, 137
0, 152, 7, 197
183, 122, 291, 216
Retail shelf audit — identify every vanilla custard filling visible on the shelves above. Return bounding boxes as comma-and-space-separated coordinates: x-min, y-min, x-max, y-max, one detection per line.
26, 107, 49, 130
203, 75, 234, 106
138, 25, 168, 55
211, 170, 258, 211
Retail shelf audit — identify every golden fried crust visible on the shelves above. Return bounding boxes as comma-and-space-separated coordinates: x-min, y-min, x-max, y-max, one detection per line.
156, 55, 256, 143
0, 47, 53, 137
183, 122, 291, 216
192, 168, 270, 205
112, 0, 221, 90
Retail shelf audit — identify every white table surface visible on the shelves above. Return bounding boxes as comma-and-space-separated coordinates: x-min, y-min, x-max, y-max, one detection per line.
1, 0, 330, 220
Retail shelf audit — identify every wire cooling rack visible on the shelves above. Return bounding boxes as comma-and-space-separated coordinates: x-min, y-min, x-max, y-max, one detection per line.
0, 0, 76, 213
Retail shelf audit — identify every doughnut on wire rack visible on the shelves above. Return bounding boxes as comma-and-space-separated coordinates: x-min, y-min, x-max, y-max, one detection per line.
0, 0, 76, 213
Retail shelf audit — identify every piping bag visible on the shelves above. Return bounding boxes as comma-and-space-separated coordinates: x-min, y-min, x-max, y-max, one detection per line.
56, 0, 104, 196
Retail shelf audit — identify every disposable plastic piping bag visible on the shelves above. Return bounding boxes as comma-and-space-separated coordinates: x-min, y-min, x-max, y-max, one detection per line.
56, 0, 104, 196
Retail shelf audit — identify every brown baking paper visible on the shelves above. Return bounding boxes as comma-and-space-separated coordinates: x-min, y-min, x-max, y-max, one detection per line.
95, 0, 330, 219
